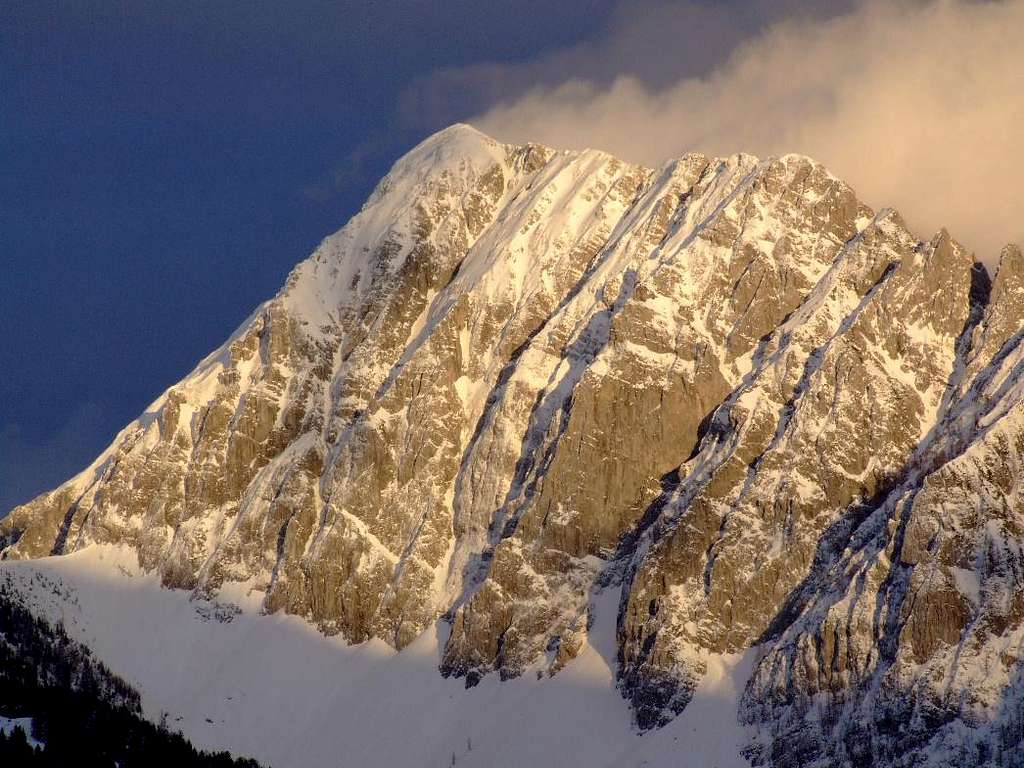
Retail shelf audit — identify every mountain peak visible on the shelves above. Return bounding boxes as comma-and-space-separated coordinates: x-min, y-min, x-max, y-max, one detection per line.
5, 128, 1024, 767
396, 122, 503, 166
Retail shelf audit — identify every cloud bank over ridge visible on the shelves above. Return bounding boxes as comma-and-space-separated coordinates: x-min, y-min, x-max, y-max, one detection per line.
464, 1, 1022, 260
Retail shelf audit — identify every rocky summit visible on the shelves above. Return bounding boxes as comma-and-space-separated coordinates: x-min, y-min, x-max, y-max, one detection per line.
4, 124, 1024, 766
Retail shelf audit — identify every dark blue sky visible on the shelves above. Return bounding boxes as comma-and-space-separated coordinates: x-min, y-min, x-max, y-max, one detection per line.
1, 0, 813, 513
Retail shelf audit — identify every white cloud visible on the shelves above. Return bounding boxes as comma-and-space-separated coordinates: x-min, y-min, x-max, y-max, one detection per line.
472, 0, 1024, 260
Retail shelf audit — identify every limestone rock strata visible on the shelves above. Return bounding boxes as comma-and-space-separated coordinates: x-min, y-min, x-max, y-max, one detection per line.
4, 123, 1024, 766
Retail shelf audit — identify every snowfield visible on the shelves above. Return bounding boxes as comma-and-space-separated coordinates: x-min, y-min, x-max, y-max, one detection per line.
1, 545, 753, 768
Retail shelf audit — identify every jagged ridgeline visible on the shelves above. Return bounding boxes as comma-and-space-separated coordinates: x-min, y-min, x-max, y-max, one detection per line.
3, 124, 1024, 766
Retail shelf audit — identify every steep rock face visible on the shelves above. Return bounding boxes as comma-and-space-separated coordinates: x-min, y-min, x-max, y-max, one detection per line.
442, 151, 872, 680
619, 221, 978, 726
4, 125, 545, 647
4, 124, 1024, 765
742, 246, 1024, 767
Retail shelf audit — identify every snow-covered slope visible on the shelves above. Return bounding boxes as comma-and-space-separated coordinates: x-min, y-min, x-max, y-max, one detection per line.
0, 546, 753, 768
3, 124, 1023, 767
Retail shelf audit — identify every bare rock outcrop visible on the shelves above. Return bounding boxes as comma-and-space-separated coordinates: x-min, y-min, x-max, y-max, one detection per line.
4, 123, 1024, 767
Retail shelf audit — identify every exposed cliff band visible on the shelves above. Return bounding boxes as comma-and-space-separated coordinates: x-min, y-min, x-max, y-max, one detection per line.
4, 124, 1023, 766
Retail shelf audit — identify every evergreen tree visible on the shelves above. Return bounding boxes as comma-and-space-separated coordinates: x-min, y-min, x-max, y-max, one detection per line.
0, 588, 265, 767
